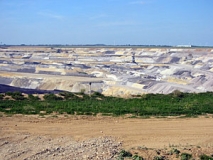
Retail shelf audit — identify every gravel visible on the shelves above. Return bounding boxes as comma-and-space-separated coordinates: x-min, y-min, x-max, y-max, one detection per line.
0, 133, 122, 160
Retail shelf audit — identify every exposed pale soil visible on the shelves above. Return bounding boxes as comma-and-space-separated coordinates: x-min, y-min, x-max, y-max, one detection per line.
0, 114, 213, 159
1, 46, 213, 96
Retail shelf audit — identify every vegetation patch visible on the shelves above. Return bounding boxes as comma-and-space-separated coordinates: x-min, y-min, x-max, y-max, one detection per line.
0, 91, 213, 117
199, 154, 213, 160
180, 153, 192, 160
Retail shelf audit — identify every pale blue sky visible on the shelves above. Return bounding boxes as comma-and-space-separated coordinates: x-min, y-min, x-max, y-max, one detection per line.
0, 0, 213, 46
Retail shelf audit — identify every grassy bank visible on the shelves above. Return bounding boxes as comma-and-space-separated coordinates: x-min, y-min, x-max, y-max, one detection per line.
0, 90, 213, 117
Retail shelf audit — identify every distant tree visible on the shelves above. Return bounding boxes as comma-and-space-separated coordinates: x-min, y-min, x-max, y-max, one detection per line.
43, 93, 63, 101
0, 94, 4, 100
172, 90, 184, 98
92, 92, 104, 97
59, 92, 75, 100
6, 91, 25, 100
28, 94, 40, 101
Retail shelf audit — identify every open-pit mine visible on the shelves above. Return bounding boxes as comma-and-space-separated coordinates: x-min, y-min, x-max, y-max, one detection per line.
0, 46, 213, 96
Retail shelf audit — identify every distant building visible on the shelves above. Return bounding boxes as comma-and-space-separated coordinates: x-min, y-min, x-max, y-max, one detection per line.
176, 45, 192, 48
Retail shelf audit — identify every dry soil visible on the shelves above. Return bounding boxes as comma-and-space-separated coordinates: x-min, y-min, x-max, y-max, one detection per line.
0, 114, 213, 159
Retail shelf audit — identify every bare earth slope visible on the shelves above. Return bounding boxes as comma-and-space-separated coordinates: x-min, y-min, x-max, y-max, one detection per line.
1, 115, 213, 159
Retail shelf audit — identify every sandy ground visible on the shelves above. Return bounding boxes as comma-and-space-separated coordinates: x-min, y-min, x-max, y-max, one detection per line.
0, 71, 106, 82
1, 114, 213, 159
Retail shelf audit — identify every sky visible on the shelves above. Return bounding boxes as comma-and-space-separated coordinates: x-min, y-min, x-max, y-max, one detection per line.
0, 0, 213, 46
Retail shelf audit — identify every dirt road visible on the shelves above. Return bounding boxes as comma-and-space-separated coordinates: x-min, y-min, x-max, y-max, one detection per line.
1, 114, 213, 159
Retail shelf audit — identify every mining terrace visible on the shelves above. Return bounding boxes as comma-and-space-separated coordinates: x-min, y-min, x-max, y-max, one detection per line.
0, 46, 213, 96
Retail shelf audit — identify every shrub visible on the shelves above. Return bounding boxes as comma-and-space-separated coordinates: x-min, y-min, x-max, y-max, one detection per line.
133, 155, 144, 160
23, 105, 36, 114
170, 148, 180, 155
172, 89, 184, 98
59, 92, 75, 99
6, 91, 26, 100
92, 91, 104, 97
154, 156, 165, 160
5, 91, 14, 96
84, 112, 94, 115
118, 150, 132, 158
43, 93, 63, 101
199, 154, 213, 160
0, 94, 4, 100
28, 94, 40, 101
181, 153, 192, 160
